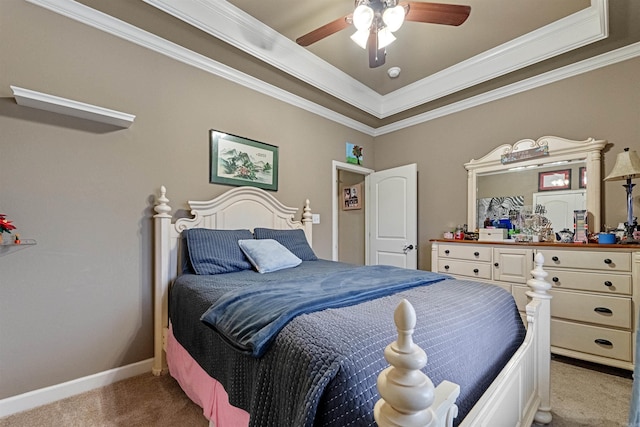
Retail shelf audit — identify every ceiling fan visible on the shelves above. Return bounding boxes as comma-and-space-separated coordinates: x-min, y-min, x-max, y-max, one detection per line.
296, 1, 471, 68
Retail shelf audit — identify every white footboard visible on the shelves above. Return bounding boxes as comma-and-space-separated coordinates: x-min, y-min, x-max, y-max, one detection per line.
375, 253, 552, 427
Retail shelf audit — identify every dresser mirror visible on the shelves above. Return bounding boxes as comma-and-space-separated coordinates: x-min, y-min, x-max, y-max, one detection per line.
465, 136, 607, 234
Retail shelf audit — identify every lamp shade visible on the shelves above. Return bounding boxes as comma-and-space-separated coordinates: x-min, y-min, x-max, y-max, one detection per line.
604, 148, 640, 181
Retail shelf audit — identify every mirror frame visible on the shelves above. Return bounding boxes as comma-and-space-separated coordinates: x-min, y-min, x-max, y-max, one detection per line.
465, 136, 607, 233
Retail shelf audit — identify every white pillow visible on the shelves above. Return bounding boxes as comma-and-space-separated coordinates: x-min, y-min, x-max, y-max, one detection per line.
238, 239, 302, 274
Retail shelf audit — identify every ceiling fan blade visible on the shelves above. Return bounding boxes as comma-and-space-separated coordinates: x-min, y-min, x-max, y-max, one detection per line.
402, 2, 471, 26
296, 15, 352, 46
367, 32, 386, 68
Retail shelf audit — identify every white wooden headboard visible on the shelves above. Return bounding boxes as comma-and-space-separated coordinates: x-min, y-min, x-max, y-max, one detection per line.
152, 185, 313, 374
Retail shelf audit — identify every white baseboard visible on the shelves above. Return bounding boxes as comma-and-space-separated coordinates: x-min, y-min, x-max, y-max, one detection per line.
0, 358, 153, 418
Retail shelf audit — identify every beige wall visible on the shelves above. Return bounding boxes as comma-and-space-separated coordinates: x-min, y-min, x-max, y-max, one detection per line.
0, 1, 374, 399
1, 0, 639, 403
338, 170, 366, 265
373, 58, 640, 270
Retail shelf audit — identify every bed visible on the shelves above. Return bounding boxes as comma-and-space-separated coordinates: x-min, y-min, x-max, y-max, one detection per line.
153, 185, 552, 427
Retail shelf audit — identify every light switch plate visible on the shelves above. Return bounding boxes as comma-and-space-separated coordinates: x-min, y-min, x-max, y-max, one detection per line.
312, 214, 320, 224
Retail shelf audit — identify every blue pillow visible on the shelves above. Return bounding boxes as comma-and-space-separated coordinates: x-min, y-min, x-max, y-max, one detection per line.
184, 228, 253, 275
253, 228, 318, 261
180, 234, 194, 274
238, 239, 302, 273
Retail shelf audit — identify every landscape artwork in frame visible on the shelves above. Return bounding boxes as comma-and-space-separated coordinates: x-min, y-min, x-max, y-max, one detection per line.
538, 169, 571, 192
210, 130, 278, 191
346, 142, 363, 165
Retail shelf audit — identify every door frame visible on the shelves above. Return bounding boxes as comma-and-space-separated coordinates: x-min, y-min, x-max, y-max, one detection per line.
332, 160, 374, 261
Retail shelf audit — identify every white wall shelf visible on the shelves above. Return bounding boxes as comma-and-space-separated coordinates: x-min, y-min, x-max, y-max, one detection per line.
0, 239, 37, 257
10, 86, 135, 128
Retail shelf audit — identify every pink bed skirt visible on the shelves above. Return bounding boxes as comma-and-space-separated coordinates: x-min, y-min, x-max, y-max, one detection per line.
167, 325, 250, 427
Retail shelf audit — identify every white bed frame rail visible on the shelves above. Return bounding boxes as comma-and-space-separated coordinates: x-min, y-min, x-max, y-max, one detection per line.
375, 253, 552, 427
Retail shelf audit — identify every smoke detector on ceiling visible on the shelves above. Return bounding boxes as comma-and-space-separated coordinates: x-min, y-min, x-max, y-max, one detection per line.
387, 67, 401, 78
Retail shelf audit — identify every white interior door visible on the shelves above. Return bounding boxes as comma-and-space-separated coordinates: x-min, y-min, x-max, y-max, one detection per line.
366, 164, 417, 269
533, 189, 586, 233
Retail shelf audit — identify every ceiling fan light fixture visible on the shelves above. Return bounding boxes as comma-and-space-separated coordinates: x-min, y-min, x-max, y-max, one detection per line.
350, 29, 369, 49
353, 4, 374, 31
377, 27, 396, 49
382, 5, 405, 32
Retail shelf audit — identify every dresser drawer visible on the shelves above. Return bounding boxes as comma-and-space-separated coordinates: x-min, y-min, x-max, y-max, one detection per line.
549, 290, 631, 329
551, 319, 632, 362
437, 259, 491, 280
513, 286, 632, 329
540, 249, 631, 272
438, 244, 491, 262
546, 268, 631, 295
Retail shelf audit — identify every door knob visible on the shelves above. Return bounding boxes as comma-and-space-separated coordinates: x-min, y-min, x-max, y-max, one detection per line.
403, 244, 415, 254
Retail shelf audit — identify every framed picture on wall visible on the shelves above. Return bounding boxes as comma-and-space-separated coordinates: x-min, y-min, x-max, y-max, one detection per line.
346, 143, 363, 165
342, 183, 362, 210
579, 166, 587, 188
538, 169, 571, 191
210, 130, 278, 191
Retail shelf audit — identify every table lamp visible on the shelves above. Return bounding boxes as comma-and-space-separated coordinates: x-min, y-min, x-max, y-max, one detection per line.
604, 147, 640, 243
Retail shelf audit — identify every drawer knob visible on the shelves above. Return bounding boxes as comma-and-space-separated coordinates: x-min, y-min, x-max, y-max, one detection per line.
474, 252, 480, 257
444, 265, 450, 270
604, 258, 612, 264
595, 339, 613, 346
594, 307, 613, 315
552, 277, 559, 283
552, 256, 559, 262
494, 262, 499, 267
473, 268, 479, 274
604, 281, 613, 287
445, 250, 450, 254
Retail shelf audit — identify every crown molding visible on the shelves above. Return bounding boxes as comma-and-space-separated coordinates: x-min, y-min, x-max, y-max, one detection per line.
24, 0, 636, 138
144, 0, 608, 119
24, 0, 376, 135
373, 42, 640, 136
142, 0, 383, 117
381, 0, 609, 116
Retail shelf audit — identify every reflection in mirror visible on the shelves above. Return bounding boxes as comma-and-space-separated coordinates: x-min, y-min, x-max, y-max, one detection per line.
477, 160, 586, 234
466, 136, 607, 237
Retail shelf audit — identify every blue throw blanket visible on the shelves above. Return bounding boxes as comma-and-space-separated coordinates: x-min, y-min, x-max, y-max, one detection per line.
200, 265, 451, 357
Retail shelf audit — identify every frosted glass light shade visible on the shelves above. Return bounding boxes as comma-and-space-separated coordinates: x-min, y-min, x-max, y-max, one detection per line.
377, 27, 396, 49
383, 5, 405, 32
353, 5, 374, 31
350, 29, 369, 49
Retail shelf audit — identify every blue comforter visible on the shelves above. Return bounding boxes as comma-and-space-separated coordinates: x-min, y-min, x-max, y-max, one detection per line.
170, 260, 526, 427
200, 265, 451, 357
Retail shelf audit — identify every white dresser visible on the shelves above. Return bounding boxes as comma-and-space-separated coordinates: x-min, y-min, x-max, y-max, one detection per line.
431, 240, 640, 370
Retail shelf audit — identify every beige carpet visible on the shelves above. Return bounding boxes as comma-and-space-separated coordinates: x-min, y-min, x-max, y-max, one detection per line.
0, 357, 633, 427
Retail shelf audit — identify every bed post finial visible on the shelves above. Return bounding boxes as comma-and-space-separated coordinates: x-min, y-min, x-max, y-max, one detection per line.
302, 199, 313, 246
302, 199, 312, 223
374, 299, 438, 427
154, 185, 171, 218
528, 252, 551, 296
